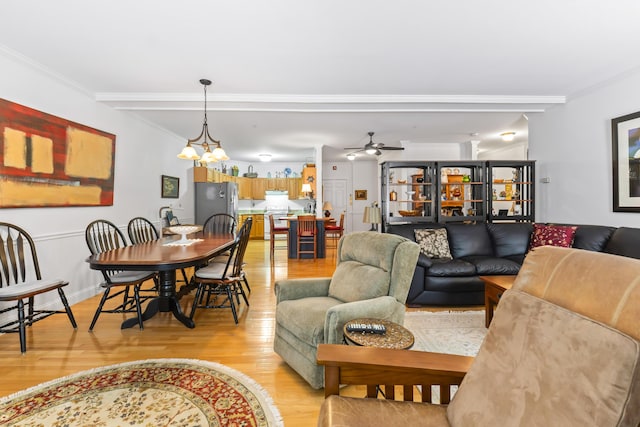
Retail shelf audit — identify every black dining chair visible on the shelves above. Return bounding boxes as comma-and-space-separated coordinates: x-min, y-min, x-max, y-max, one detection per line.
189, 217, 252, 324
0, 222, 77, 353
85, 219, 157, 330
127, 216, 160, 244
127, 216, 190, 286
202, 213, 237, 236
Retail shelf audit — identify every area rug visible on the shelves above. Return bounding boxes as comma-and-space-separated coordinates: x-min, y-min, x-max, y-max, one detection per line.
0, 358, 283, 426
404, 310, 487, 356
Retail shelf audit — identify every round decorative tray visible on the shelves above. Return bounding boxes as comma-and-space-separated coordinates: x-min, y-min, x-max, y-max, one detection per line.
398, 210, 421, 217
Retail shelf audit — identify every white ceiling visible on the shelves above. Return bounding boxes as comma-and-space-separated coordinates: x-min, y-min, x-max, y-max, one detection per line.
2, 0, 640, 162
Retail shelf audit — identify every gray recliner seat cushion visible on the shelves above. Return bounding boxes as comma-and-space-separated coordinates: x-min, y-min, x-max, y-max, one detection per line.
276, 296, 343, 346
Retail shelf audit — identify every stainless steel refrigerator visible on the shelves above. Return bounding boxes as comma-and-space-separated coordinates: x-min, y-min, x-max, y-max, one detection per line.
194, 182, 238, 225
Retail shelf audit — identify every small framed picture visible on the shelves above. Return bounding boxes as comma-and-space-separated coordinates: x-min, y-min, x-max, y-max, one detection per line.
354, 190, 367, 200
161, 175, 179, 198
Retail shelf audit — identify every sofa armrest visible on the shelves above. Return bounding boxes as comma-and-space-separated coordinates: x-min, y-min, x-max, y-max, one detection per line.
275, 277, 332, 302
417, 253, 435, 268
317, 344, 473, 403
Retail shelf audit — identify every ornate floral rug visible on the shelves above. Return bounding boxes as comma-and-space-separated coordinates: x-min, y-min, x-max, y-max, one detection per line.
0, 358, 283, 426
404, 310, 487, 356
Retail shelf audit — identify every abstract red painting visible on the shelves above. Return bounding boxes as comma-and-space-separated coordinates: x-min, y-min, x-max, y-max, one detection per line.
0, 98, 116, 208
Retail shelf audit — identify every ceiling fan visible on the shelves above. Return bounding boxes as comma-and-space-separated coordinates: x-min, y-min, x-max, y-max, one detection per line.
345, 132, 405, 156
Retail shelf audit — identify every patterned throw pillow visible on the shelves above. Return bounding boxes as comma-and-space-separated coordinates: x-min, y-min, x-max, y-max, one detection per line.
529, 224, 577, 249
414, 228, 452, 259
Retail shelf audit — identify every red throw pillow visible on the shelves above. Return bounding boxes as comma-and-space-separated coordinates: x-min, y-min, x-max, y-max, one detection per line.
529, 224, 578, 250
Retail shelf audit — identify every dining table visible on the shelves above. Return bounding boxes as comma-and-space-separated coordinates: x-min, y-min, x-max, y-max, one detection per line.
86, 232, 235, 329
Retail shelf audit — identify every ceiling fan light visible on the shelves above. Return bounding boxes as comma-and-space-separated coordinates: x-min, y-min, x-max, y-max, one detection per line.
365, 147, 377, 155
347, 153, 356, 160
500, 132, 516, 142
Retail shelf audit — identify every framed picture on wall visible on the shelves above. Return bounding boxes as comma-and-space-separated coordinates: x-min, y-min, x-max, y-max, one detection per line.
354, 190, 367, 200
162, 175, 179, 198
612, 111, 640, 212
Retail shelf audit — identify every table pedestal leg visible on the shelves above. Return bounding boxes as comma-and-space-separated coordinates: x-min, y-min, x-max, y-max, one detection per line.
121, 270, 195, 329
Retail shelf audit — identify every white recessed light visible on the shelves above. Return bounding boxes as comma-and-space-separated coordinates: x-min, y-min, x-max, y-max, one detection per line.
500, 132, 516, 142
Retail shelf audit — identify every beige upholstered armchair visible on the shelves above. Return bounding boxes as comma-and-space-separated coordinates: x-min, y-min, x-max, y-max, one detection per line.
274, 231, 420, 389
317, 246, 640, 426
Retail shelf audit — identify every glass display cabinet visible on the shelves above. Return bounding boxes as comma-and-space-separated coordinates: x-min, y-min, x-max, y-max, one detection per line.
381, 162, 436, 230
381, 160, 535, 229
487, 161, 535, 222
436, 161, 486, 223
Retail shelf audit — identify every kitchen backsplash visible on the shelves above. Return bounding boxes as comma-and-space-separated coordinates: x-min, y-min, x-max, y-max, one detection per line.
238, 199, 308, 212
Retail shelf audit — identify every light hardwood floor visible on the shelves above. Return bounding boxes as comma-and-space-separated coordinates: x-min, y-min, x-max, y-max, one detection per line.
0, 240, 344, 425
0, 239, 461, 425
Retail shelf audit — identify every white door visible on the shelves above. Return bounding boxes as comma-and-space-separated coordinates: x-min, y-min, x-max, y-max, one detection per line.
323, 179, 348, 231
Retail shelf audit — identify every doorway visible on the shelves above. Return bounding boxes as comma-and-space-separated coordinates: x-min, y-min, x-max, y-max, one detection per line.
323, 179, 348, 231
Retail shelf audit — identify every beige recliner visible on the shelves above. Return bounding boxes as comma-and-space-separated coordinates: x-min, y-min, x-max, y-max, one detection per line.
318, 246, 640, 426
274, 231, 420, 389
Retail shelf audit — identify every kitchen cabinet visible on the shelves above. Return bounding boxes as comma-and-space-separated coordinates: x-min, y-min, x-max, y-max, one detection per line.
239, 213, 265, 239
302, 165, 316, 197
253, 214, 265, 239
265, 178, 288, 191
236, 176, 253, 200
251, 179, 268, 199
195, 167, 302, 200
287, 177, 302, 198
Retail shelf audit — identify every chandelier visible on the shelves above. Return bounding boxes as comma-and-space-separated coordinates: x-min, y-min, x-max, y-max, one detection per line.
177, 79, 228, 163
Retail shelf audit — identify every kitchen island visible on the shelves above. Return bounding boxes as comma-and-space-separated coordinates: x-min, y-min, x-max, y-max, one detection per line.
281, 216, 334, 259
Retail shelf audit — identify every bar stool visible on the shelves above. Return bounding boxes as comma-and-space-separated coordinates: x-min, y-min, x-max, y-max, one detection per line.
297, 215, 317, 259
324, 211, 345, 249
269, 214, 289, 261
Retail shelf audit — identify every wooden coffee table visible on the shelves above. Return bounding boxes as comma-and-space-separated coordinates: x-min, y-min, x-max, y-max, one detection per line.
343, 318, 414, 349
480, 275, 516, 327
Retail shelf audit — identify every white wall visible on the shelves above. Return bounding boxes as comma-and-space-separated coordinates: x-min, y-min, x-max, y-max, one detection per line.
529, 68, 640, 226
478, 142, 528, 161
0, 49, 190, 321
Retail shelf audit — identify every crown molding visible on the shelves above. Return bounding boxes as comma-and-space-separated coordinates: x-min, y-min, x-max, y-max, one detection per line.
96, 92, 565, 105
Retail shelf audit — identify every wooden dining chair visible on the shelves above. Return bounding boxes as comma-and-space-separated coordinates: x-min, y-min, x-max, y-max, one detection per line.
127, 216, 189, 286
85, 219, 157, 331
0, 222, 77, 353
190, 218, 252, 324
297, 215, 317, 259
269, 213, 289, 261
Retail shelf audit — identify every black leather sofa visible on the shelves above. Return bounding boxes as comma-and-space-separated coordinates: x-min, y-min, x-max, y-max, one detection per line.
386, 222, 640, 306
